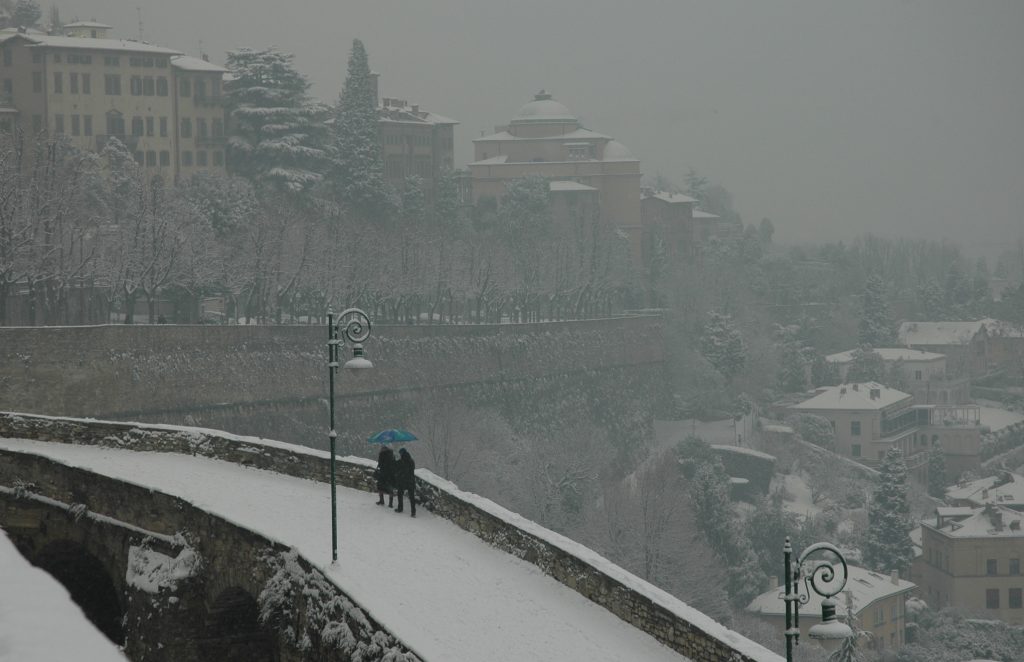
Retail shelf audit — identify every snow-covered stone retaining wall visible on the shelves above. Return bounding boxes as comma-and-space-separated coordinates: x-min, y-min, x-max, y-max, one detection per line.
0, 412, 781, 662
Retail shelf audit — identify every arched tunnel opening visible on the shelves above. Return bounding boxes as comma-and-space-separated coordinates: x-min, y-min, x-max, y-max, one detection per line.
33, 540, 125, 645
199, 586, 277, 662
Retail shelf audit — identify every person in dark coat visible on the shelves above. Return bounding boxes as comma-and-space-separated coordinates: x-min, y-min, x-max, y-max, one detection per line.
394, 447, 416, 517
375, 445, 396, 507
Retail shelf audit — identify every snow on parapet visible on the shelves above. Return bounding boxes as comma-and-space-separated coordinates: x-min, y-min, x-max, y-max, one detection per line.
126, 545, 201, 594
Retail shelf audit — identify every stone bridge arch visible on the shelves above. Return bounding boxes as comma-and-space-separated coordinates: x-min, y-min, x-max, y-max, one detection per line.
198, 586, 277, 662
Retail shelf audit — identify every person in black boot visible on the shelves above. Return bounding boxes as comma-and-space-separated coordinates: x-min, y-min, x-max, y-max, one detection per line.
394, 447, 416, 517
375, 445, 396, 507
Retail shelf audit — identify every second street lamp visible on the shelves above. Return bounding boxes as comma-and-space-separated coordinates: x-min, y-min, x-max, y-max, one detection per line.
326, 307, 373, 564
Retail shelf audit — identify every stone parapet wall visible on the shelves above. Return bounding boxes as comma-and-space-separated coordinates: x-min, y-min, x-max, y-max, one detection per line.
0, 316, 665, 419
0, 412, 780, 662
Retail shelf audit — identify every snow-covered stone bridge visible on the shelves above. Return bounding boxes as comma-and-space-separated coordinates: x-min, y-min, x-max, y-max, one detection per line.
0, 412, 782, 662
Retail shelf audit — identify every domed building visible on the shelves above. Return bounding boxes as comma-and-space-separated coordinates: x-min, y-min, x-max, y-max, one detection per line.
469, 91, 644, 262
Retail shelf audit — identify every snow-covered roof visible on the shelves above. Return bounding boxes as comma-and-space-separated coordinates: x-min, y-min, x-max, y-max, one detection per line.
791, 382, 912, 411
947, 472, 1024, 508
710, 444, 776, 461
550, 181, 597, 192
747, 564, 914, 618
171, 55, 226, 72
898, 320, 987, 346
21, 34, 182, 55
602, 140, 638, 162
825, 348, 946, 364
649, 192, 697, 204
927, 504, 1024, 538
692, 210, 720, 219
512, 94, 577, 123
469, 154, 509, 165
63, 20, 113, 28
474, 128, 608, 143
378, 101, 458, 126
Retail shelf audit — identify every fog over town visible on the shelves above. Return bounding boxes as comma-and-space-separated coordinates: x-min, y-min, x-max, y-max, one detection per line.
1, 1, 1023, 661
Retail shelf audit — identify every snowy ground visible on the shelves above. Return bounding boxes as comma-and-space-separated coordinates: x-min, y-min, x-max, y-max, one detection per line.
978, 405, 1024, 432
0, 528, 128, 662
0, 438, 697, 662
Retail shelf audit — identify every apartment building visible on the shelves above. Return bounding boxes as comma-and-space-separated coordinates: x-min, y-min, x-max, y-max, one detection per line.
789, 382, 982, 476
914, 504, 1024, 625
0, 26, 226, 180
378, 96, 457, 202
747, 564, 915, 653
825, 348, 970, 405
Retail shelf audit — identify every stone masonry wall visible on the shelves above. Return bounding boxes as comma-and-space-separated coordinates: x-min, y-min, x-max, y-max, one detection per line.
0, 412, 780, 662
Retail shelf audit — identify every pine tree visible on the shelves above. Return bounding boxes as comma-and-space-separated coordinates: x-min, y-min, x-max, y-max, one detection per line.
224, 47, 328, 193
433, 168, 463, 235
330, 39, 386, 220
775, 324, 812, 392
13, 0, 41, 28
927, 444, 947, 499
858, 275, 895, 346
700, 311, 747, 383
863, 447, 915, 575
917, 278, 947, 320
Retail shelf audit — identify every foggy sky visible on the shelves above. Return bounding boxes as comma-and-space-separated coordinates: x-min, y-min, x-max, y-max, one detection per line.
62, 0, 1024, 257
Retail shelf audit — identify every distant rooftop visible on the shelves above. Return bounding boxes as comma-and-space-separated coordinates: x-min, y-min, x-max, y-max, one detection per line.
648, 191, 698, 205
826, 348, 946, 364
692, 210, 720, 219
747, 563, 914, 618
898, 320, 988, 346
926, 503, 1024, 538
947, 471, 1024, 508
19, 33, 182, 55
63, 20, 113, 29
171, 55, 226, 72
474, 127, 610, 143
791, 382, 912, 411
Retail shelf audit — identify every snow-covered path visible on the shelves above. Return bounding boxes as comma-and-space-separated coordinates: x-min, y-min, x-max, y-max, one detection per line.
0, 438, 690, 662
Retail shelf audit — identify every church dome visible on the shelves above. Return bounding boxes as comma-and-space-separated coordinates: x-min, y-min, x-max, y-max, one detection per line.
602, 140, 637, 161
511, 91, 577, 123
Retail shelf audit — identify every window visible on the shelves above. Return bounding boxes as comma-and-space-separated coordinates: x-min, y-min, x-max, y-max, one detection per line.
156, 58, 168, 68
159, 150, 170, 166
2, 47, 10, 66
988, 559, 998, 576
133, 151, 143, 164
159, 117, 168, 137
0, 117, 10, 133
130, 76, 142, 96
54, 114, 64, 133
107, 112, 125, 136
83, 115, 92, 136
915, 370, 923, 381
179, 78, 191, 97
32, 51, 42, 64
146, 116, 154, 137
212, 118, 223, 137
2, 78, 11, 95
197, 117, 207, 138
212, 150, 223, 166
104, 56, 119, 66
987, 589, 1000, 609
194, 79, 206, 99
131, 116, 144, 136
156, 77, 167, 96
143, 57, 154, 68
53, 72, 62, 93
71, 114, 80, 136
874, 607, 885, 625
82, 73, 90, 94
1011, 588, 1022, 609
32, 115, 42, 134
32, 71, 42, 93
129, 57, 141, 67
891, 604, 898, 621
181, 150, 193, 166
851, 421, 861, 436
104, 74, 121, 95
196, 150, 207, 166
1011, 559, 1020, 576
180, 118, 192, 138
143, 77, 154, 96
145, 150, 156, 167
70, 72, 78, 93
211, 79, 221, 97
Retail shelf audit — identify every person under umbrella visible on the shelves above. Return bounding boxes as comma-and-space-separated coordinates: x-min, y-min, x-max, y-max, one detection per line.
375, 445, 396, 507
394, 447, 416, 518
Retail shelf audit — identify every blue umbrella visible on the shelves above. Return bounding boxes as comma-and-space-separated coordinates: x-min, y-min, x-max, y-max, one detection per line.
367, 428, 418, 444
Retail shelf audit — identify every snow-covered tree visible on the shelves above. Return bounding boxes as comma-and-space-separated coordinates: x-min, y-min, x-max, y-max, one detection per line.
433, 168, 463, 235
225, 47, 328, 193
845, 346, 885, 383
775, 323, 813, 392
330, 39, 387, 220
700, 311, 747, 383
863, 447, 914, 576
917, 278, 948, 320
858, 275, 895, 346
13, 0, 41, 27
499, 175, 551, 239
795, 413, 834, 449
927, 444, 947, 499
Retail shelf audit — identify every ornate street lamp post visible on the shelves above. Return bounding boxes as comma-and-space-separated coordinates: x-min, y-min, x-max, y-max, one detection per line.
326, 308, 373, 563
782, 537, 853, 662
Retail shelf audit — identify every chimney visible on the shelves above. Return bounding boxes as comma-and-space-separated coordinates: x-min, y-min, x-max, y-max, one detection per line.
890, 570, 899, 585
870, 388, 881, 400
412, 104, 419, 113
982, 488, 989, 500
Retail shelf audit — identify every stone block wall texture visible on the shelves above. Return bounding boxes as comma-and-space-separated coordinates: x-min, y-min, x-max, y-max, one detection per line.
0, 412, 780, 662
0, 317, 665, 419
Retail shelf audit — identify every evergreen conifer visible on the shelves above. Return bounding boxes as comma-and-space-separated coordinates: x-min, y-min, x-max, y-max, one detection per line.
863, 447, 914, 575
